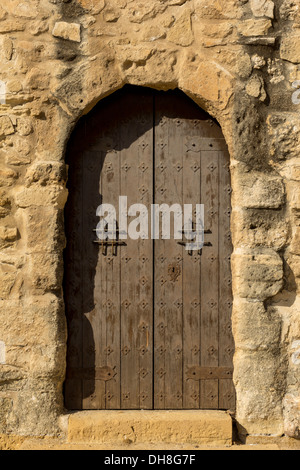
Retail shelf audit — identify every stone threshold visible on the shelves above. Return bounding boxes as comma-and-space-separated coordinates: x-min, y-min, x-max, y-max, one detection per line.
66, 410, 233, 447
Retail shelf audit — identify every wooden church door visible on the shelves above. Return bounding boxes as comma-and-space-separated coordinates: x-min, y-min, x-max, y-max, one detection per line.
64, 86, 235, 411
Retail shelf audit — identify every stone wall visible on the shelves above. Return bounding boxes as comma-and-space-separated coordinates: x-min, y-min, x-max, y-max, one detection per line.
0, 0, 299, 440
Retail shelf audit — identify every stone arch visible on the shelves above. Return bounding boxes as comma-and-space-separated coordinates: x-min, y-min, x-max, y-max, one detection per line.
53, 54, 236, 161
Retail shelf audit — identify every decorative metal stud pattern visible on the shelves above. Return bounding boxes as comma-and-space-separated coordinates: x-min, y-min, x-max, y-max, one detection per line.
157, 368, 166, 378
139, 368, 149, 379
139, 185, 148, 196
157, 322, 166, 333
158, 346, 166, 356
207, 345, 217, 356
208, 299, 217, 308
191, 392, 200, 401
140, 276, 148, 286
122, 299, 131, 309
191, 345, 200, 355
158, 162, 167, 172
191, 299, 200, 309
208, 162, 217, 172
139, 162, 148, 172
122, 346, 131, 356
122, 162, 130, 172
139, 392, 148, 402
139, 142, 148, 151
105, 346, 113, 356
139, 299, 148, 309
139, 322, 149, 332
158, 141, 167, 150
174, 299, 183, 309
139, 346, 148, 356
106, 162, 113, 173
140, 254, 149, 264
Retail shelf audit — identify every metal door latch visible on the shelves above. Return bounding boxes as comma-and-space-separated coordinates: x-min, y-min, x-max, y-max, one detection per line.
177, 229, 212, 255
93, 228, 126, 255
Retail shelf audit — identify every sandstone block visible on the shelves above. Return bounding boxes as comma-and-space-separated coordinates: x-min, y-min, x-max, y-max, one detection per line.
0, 167, 18, 188
231, 208, 288, 250
290, 229, 300, 255
15, 187, 68, 210
232, 170, 285, 209
0, 20, 25, 33
167, 10, 194, 47
28, 253, 63, 294
52, 22, 81, 43
16, 118, 33, 137
283, 394, 300, 439
234, 349, 285, 436
194, 0, 244, 19
0, 264, 17, 299
232, 298, 281, 351
0, 38, 13, 61
238, 19, 272, 37
281, 35, 300, 64
0, 116, 14, 138
232, 249, 284, 300
245, 74, 267, 101
250, 0, 274, 19
180, 60, 234, 111
25, 206, 65, 253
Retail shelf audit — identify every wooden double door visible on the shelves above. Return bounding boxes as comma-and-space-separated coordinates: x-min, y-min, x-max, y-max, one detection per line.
64, 86, 235, 411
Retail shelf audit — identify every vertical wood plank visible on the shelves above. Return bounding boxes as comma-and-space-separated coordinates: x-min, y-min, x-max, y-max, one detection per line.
200, 150, 219, 409
120, 90, 154, 409
182, 128, 202, 409
154, 95, 184, 409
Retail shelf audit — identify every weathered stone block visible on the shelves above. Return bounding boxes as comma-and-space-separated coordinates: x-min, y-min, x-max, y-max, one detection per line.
231, 208, 288, 250
281, 35, 300, 64
245, 74, 267, 101
250, 0, 275, 18
234, 349, 285, 436
167, 10, 194, 47
25, 163, 67, 187
52, 22, 81, 43
25, 206, 65, 253
232, 249, 284, 300
0, 116, 14, 138
232, 170, 285, 209
238, 19, 272, 37
290, 229, 300, 255
283, 394, 300, 439
27, 253, 63, 294
0, 37, 13, 61
0, 263, 18, 299
15, 186, 68, 210
232, 298, 281, 351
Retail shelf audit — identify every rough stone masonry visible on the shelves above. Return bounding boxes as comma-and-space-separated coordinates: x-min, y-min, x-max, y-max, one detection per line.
0, 0, 299, 444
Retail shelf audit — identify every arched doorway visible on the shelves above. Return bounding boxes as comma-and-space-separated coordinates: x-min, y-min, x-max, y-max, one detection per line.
64, 86, 235, 411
